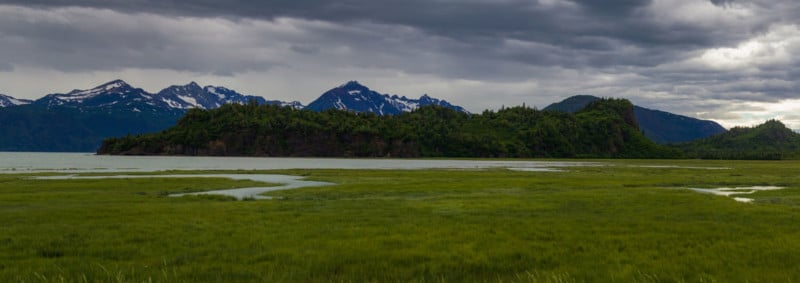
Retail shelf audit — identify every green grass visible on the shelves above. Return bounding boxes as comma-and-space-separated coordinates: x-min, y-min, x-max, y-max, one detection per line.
2, 160, 800, 282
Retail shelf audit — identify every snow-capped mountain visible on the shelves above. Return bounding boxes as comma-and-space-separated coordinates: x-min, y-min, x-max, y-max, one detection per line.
3, 79, 303, 152
33, 80, 162, 111
305, 81, 469, 115
33, 80, 175, 112
0, 94, 32, 107
159, 82, 304, 109
32, 80, 302, 112
158, 82, 222, 109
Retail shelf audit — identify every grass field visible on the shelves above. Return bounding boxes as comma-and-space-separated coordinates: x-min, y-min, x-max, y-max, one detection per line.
2, 160, 800, 282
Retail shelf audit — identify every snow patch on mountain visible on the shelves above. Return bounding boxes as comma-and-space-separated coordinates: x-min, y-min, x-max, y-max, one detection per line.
61, 80, 131, 102
0, 94, 32, 107
177, 95, 198, 108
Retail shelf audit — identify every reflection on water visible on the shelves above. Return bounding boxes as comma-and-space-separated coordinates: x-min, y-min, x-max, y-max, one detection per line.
688, 186, 784, 203
35, 174, 333, 200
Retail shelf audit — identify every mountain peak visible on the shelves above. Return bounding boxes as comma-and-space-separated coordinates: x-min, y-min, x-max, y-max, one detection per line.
306, 81, 469, 115
543, 95, 600, 113
419, 94, 434, 102
33, 79, 143, 109
64, 79, 134, 97
341, 80, 364, 89
101, 79, 129, 88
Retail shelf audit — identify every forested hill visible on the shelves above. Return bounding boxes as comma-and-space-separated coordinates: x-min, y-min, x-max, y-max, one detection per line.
677, 120, 800, 160
544, 95, 726, 144
98, 98, 678, 158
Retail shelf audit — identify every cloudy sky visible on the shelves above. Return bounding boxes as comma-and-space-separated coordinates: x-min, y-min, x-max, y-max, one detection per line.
0, 0, 798, 129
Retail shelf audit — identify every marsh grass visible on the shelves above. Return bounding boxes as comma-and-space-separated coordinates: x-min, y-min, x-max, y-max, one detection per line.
2, 160, 800, 282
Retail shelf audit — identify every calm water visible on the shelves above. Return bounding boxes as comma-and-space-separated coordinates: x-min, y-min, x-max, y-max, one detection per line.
0, 152, 597, 173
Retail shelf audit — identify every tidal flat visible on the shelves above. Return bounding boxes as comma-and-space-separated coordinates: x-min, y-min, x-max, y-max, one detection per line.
1, 159, 800, 282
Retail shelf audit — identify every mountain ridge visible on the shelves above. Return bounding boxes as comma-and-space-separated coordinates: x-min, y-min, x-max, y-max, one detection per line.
305, 81, 469, 115
0, 94, 32, 107
32, 79, 304, 112
544, 95, 726, 144
0, 80, 468, 152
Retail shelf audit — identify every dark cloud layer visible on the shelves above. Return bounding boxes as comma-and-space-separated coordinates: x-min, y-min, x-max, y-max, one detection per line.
3, 0, 776, 47
4, 0, 790, 77
1, 0, 800, 128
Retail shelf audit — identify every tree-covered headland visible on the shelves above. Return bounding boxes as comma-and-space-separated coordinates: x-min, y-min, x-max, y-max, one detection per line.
98, 98, 679, 158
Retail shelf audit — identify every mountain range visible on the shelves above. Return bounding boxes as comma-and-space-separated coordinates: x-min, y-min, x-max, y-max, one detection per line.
0, 80, 731, 152
30, 79, 303, 112
544, 95, 726, 144
0, 80, 469, 151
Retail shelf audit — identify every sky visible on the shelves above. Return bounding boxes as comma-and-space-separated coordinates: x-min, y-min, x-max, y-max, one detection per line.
0, 0, 798, 129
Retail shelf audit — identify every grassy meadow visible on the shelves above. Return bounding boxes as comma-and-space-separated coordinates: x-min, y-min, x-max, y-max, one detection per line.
1, 160, 800, 282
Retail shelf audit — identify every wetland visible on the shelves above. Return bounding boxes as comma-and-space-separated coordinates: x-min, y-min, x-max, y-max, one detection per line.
1, 155, 800, 282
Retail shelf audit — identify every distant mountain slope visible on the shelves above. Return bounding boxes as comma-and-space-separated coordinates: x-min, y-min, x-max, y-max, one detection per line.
0, 80, 301, 152
306, 81, 468, 115
543, 95, 598, 113
675, 120, 800, 159
0, 94, 32, 107
632, 106, 727, 145
544, 95, 726, 144
0, 104, 181, 152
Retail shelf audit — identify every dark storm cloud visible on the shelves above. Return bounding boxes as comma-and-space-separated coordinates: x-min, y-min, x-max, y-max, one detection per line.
0, 63, 12, 72
1, 0, 766, 51
570, 0, 652, 16
290, 45, 321, 55
710, 0, 735, 6
0, 6, 283, 74
2, 0, 800, 128
1, 0, 796, 75
2, 0, 789, 82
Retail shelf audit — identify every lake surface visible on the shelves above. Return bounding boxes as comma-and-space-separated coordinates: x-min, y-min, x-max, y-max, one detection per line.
0, 152, 597, 173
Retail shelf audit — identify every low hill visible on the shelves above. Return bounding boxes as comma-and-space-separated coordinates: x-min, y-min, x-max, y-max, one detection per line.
544, 95, 726, 144
677, 120, 800, 160
98, 98, 677, 158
